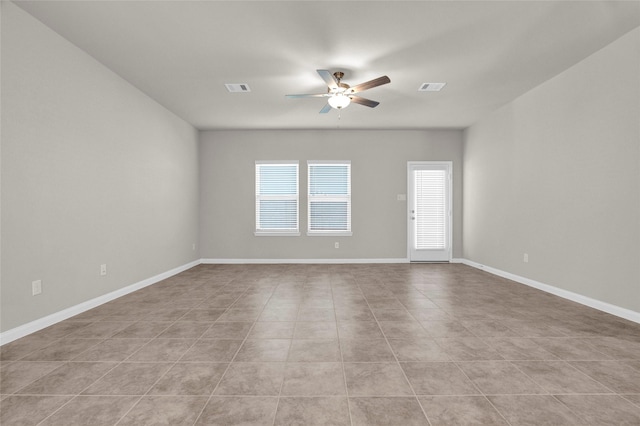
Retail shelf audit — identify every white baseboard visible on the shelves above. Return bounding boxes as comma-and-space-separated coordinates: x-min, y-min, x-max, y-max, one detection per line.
0, 259, 201, 346
10, 257, 634, 345
201, 258, 410, 264
460, 258, 640, 325
201, 258, 467, 265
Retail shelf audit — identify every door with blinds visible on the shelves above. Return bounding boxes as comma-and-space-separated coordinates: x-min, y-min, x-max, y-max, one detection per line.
408, 162, 452, 262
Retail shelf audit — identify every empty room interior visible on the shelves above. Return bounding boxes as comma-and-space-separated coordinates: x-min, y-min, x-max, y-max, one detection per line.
1, 1, 640, 425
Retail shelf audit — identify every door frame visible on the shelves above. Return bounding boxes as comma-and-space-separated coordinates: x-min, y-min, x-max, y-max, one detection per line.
407, 161, 453, 262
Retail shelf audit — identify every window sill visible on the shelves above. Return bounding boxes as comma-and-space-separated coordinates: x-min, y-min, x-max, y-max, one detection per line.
254, 232, 301, 237
306, 232, 353, 237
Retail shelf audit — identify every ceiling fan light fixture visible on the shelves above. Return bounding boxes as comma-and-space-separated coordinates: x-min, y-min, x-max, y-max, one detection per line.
285, 69, 389, 113
328, 94, 351, 109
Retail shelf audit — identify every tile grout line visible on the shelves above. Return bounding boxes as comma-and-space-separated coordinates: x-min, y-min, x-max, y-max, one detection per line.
509, 358, 618, 395
360, 273, 434, 426
114, 276, 234, 424
107, 278, 235, 425
112, 280, 240, 425
32, 358, 123, 426
28, 320, 148, 425
403, 270, 513, 425
106, 280, 242, 425
621, 394, 640, 409
12, 390, 629, 398
437, 296, 516, 426
191, 273, 283, 426
451, 360, 516, 426
270, 267, 305, 426
191, 279, 261, 425
330, 272, 355, 426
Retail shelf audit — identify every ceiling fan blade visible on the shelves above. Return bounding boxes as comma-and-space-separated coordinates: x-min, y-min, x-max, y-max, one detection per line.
317, 69, 338, 89
350, 96, 380, 108
319, 103, 332, 114
348, 76, 391, 94
285, 94, 328, 98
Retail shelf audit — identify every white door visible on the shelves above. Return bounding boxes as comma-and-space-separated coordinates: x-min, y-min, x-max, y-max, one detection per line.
408, 162, 452, 262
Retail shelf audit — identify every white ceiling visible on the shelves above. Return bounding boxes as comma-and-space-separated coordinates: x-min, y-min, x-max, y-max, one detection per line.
14, 1, 640, 130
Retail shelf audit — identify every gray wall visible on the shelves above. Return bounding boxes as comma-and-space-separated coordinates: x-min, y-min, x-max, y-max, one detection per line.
463, 28, 640, 312
199, 130, 463, 260
1, 2, 200, 331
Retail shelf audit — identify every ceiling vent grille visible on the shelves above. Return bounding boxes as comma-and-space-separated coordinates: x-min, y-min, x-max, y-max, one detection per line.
225, 83, 251, 93
418, 82, 446, 92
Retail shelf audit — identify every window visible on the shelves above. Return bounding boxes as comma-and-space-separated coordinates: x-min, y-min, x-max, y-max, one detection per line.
255, 161, 299, 236
308, 161, 352, 235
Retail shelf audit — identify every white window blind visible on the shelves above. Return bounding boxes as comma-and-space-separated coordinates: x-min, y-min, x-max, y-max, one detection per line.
308, 161, 352, 235
414, 169, 446, 249
255, 161, 299, 235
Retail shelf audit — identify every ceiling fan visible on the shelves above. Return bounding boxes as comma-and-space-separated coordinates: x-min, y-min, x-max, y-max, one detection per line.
286, 70, 390, 113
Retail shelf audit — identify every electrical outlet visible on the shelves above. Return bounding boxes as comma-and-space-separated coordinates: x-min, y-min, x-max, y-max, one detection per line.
334, 242, 339, 249
397, 194, 407, 201
523, 253, 529, 263
100, 264, 107, 276
192, 243, 196, 251
32, 280, 42, 296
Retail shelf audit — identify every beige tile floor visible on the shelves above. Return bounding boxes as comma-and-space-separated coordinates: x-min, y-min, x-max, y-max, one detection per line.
2, 263, 640, 425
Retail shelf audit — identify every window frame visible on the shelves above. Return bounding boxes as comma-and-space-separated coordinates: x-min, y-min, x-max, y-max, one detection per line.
307, 160, 353, 237
255, 161, 300, 237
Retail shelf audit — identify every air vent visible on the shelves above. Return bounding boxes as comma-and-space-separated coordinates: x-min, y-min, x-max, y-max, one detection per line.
225, 83, 251, 93
418, 82, 446, 92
